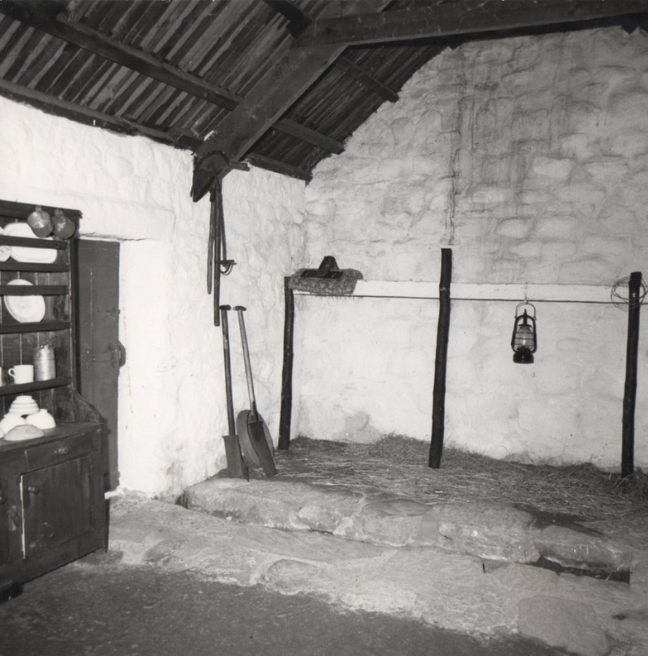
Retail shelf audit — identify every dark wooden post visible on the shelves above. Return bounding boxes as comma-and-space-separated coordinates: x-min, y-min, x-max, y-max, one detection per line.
429, 248, 452, 468
278, 277, 295, 450
622, 271, 642, 478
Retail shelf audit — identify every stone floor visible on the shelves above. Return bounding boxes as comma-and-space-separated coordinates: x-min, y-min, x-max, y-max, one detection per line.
3, 436, 647, 656
97, 434, 648, 656
0, 554, 567, 656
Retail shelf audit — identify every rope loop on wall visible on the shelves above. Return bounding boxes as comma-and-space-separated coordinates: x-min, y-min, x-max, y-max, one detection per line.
610, 275, 648, 311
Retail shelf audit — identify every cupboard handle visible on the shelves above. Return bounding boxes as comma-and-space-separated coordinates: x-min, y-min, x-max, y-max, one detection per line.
54, 446, 70, 456
26, 485, 41, 495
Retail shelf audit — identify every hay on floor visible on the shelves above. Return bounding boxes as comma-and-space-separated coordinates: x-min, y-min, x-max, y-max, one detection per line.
275, 434, 648, 524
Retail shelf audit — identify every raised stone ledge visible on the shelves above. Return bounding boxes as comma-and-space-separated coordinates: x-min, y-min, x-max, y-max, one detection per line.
183, 478, 633, 572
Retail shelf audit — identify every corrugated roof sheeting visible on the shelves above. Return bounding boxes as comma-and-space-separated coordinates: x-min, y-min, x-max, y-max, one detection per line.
0, 0, 446, 176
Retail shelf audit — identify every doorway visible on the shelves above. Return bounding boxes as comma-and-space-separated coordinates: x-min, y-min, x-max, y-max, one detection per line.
76, 239, 122, 491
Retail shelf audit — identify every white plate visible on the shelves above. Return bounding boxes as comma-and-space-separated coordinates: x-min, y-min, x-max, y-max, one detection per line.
4, 222, 57, 263
3, 280, 46, 323
0, 227, 10, 262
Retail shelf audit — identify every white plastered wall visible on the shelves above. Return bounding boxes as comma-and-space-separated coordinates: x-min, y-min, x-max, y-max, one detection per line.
0, 96, 305, 497
299, 27, 648, 470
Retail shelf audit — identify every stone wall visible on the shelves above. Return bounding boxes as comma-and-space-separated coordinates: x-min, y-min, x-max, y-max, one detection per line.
0, 97, 305, 497
299, 27, 648, 469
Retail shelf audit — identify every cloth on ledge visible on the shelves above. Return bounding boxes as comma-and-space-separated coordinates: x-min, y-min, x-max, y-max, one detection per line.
288, 256, 363, 296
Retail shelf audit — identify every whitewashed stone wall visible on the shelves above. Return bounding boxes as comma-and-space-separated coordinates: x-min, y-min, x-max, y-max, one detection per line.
0, 97, 305, 497
300, 27, 648, 470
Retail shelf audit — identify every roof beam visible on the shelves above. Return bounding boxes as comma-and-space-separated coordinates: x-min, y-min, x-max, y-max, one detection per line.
0, 0, 343, 155
0, 77, 191, 148
293, 0, 648, 48
191, 0, 392, 200
245, 154, 312, 182
265, 0, 399, 102
0, 0, 240, 109
334, 57, 398, 103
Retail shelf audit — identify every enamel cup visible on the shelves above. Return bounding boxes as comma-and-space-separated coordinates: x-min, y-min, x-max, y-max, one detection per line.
8, 365, 34, 384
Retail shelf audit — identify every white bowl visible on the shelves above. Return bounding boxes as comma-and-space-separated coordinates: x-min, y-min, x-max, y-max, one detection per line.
3, 425, 44, 442
26, 409, 56, 430
0, 413, 27, 434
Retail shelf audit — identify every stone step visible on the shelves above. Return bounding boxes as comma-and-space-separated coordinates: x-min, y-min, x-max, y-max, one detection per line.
109, 492, 648, 656
182, 477, 634, 574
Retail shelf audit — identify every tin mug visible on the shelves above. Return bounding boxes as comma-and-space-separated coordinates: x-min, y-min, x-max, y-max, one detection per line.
34, 346, 56, 381
27, 207, 54, 238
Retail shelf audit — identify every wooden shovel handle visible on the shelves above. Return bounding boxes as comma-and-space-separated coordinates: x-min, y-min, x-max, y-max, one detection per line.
219, 305, 236, 436
234, 306, 258, 416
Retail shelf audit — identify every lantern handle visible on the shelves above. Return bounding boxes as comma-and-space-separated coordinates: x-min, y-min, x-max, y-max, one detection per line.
515, 301, 536, 318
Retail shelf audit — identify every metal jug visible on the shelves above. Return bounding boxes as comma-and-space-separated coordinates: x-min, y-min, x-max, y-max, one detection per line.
34, 345, 56, 381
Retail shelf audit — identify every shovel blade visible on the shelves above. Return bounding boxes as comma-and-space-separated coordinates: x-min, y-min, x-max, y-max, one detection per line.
237, 410, 276, 478
248, 420, 277, 478
222, 434, 249, 480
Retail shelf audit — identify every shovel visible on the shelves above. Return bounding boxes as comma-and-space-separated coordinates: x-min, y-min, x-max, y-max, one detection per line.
234, 306, 277, 478
219, 305, 249, 480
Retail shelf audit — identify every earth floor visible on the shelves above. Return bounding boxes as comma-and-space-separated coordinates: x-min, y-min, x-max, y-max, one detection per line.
0, 552, 568, 656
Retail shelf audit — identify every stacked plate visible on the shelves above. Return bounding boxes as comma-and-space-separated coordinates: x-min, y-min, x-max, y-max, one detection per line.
0, 226, 10, 262
8, 395, 40, 416
3, 222, 57, 263
4, 279, 47, 323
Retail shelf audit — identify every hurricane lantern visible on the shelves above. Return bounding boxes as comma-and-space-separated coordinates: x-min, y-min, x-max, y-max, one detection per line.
511, 302, 537, 364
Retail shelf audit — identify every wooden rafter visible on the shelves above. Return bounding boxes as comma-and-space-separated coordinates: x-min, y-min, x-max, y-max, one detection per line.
0, 0, 343, 155
0, 76, 193, 148
294, 0, 648, 48
191, 0, 393, 200
334, 57, 398, 103
245, 154, 312, 182
265, 0, 399, 102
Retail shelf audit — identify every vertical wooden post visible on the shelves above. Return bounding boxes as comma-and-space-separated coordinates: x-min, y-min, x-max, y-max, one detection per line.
278, 277, 295, 450
622, 271, 642, 478
429, 248, 452, 468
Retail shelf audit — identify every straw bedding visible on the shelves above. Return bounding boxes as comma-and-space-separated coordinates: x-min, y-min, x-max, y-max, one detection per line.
275, 435, 648, 526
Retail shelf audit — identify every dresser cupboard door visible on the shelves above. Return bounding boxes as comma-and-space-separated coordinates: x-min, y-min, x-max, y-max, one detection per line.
21, 455, 95, 558
0, 476, 12, 564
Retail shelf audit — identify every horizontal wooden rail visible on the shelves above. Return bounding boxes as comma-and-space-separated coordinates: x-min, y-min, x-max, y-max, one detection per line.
0, 377, 73, 397
0, 285, 68, 296
0, 321, 70, 334
0, 236, 67, 250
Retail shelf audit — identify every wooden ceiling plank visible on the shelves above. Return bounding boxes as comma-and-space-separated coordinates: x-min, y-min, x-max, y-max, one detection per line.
33, 41, 79, 94
191, 0, 392, 200
137, 1, 187, 52
0, 20, 31, 77
67, 57, 113, 104
0, 77, 188, 147
3, 25, 43, 80
154, 0, 214, 62
131, 82, 177, 125
0, 1, 240, 110
111, 0, 157, 46
245, 153, 312, 182
334, 56, 398, 102
275, 118, 344, 154
0, 2, 341, 156
167, 1, 250, 71
15, 35, 65, 88
191, 42, 348, 198
146, 0, 203, 60
110, 75, 157, 119
294, 0, 648, 47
